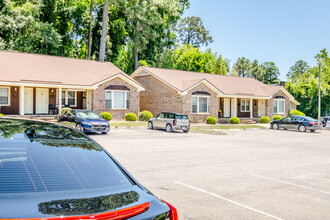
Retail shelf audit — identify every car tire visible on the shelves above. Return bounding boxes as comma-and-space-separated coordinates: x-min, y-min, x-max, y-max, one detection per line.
101, 132, 108, 134
76, 123, 83, 132
166, 124, 173, 133
183, 129, 189, 133
272, 123, 279, 130
298, 125, 306, 132
310, 129, 315, 133
148, 121, 153, 129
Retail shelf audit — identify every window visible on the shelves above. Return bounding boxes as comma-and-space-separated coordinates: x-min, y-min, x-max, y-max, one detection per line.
105, 91, 112, 109
191, 96, 210, 114
68, 91, 76, 106
105, 90, 129, 109
0, 87, 10, 105
241, 99, 250, 112
273, 99, 285, 114
56, 90, 77, 107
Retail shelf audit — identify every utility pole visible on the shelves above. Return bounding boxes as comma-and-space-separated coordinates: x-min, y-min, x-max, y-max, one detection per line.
318, 60, 321, 121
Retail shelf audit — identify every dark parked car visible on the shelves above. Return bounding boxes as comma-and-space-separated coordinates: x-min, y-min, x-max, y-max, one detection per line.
59, 110, 110, 134
148, 112, 190, 133
0, 118, 178, 220
271, 115, 322, 132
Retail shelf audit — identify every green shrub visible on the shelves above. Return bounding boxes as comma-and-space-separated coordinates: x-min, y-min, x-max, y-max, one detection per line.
60, 107, 72, 115
0, 113, 3, 117
101, 112, 112, 121
229, 117, 240, 124
259, 116, 270, 123
289, 110, 305, 116
139, 110, 153, 121
206, 116, 217, 124
273, 115, 282, 121
125, 113, 137, 121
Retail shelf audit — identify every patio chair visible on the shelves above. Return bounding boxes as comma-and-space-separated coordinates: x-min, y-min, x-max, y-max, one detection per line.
49, 104, 56, 115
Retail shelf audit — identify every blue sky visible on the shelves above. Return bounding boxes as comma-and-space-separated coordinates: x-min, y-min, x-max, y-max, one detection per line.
183, 0, 330, 80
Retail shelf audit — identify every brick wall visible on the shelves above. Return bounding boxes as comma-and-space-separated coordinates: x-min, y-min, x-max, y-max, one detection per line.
268, 89, 297, 119
182, 83, 218, 123
92, 77, 140, 119
134, 75, 183, 116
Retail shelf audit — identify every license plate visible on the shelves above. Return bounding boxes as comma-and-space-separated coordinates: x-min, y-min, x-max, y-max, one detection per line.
181, 126, 187, 129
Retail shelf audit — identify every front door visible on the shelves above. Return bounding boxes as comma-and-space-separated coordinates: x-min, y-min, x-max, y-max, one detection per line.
258, 100, 266, 117
36, 88, 49, 114
224, 98, 230, 117
24, 88, 33, 114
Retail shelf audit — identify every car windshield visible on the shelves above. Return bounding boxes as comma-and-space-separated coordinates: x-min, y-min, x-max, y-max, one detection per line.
0, 119, 133, 194
176, 115, 189, 119
76, 111, 100, 119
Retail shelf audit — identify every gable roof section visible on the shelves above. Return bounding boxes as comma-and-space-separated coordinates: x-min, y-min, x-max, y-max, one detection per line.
132, 67, 298, 102
0, 51, 144, 91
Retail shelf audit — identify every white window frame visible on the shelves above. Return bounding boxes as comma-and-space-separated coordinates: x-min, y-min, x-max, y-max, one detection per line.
0, 87, 10, 106
191, 95, 210, 114
56, 89, 77, 107
240, 99, 250, 112
105, 90, 129, 109
273, 99, 285, 114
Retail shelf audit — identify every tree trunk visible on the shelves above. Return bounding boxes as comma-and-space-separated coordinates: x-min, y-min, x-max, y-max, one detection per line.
134, 50, 139, 71
99, 0, 109, 62
87, 0, 94, 60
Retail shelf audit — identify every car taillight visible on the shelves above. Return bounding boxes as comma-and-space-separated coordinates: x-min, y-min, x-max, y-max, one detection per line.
7, 202, 150, 220
162, 200, 178, 220
309, 122, 318, 125
173, 120, 177, 126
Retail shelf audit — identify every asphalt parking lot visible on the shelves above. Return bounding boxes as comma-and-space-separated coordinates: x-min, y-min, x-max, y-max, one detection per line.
91, 128, 330, 220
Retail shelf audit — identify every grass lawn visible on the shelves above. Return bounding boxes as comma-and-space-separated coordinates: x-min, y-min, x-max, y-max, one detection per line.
191, 124, 265, 134
61, 122, 75, 125
110, 121, 148, 127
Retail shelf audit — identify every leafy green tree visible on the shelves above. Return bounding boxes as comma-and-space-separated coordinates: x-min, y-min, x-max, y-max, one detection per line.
177, 16, 213, 47
251, 60, 264, 81
0, 0, 62, 54
232, 57, 252, 77
287, 60, 309, 82
122, 0, 184, 70
286, 50, 330, 117
261, 62, 280, 84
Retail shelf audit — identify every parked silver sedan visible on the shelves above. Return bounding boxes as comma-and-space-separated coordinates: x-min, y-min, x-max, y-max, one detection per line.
148, 112, 190, 133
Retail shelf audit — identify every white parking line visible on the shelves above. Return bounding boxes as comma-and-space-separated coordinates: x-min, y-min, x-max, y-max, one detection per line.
175, 181, 284, 220
252, 174, 330, 195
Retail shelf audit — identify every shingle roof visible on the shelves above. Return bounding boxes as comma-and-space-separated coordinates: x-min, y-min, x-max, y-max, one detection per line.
140, 66, 281, 97
0, 51, 142, 88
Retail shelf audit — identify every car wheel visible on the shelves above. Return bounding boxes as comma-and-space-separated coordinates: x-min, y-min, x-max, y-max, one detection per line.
166, 124, 173, 133
101, 132, 108, 134
272, 123, 279, 130
76, 123, 83, 132
183, 129, 189, 133
148, 121, 153, 129
310, 129, 315, 133
298, 125, 306, 132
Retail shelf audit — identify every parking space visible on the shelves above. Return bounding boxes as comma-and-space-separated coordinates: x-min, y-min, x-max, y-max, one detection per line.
91, 128, 330, 220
